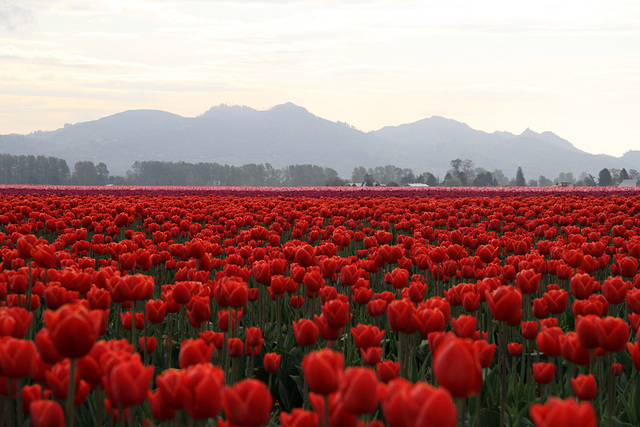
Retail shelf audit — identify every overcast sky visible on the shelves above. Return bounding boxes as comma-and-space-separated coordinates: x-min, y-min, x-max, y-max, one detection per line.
1, 0, 639, 156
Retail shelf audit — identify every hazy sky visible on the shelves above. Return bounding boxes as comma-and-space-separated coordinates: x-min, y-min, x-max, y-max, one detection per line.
1, 0, 639, 156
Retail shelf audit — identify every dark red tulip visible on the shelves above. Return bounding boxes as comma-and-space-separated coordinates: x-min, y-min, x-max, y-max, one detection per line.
530, 397, 597, 427
223, 379, 273, 427
350, 324, 384, 349
179, 339, 214, 368
281, 408, 319, 427
433, 337, 482, 398
595, 316, 629, 352
452, 314, 476, 339
485, 286, 522, 324
576, 315, 600, 349
508, 342, 523, 356
301, 349, 344, 395
320, 299, 350, 329
543, 289, 568, 314
601, 276, 629, 305
0, 337, 37, 378
570, 274, 598, 300
387, 299, 418, 334
292, 319, 319, 347
340, 367, 379, 415
515, 269, 541, 294
536, 327, 564, 357
532, 362, 555, 384
571, 374, 597, 400
263, 352, 281, 373
180, 364, 224, 419
105, 356, 154, 408
29, 400, 65, 427
376, 360, 400, 383
43, 304, 102, 358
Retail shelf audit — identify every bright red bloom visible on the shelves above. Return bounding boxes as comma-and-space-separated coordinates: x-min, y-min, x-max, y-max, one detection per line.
472, 339, 496, 368
543, 289, 569, 314
415, 307, 446, 338
452, 314, 476, 339
536, 327, 564, 357
387, 299, 418, 334
433, 337, 482, 398
281, 408, 319, 427
223, 379, 273, 427
515, 269, 541, 294
179, 339, 214, 368
377, 359, 400, 383
508, 342, 523, 356
263, 352, 281, 373
321, 299, 350, 329
485, 286, 522, 324
29, 400, 65, 427
213, 277, 248, 308
571, 374, 597, 400
530, 397, 597, 427
145, 299, 167, 324
292, 319, 319, 347
301, 349, 344, 395
43, 303, 102, 358
180, 364, 224, 419
361, 347, 383, 366
595, 316, 630, 352
570, 274, 598, 300
350, 324, 385, 349
521, 321, 539, 340
0, 337, 37, 378
532, 362, 555, 385
340, 367, 379, 415
601, 276, 629, 305
105, 356, 154, 408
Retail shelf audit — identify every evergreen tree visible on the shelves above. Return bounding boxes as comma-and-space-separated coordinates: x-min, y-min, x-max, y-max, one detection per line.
598, 168, 612, 186
516, 167, 526, 186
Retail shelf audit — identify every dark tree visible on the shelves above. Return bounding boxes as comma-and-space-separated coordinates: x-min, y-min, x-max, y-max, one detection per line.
598, 168, 612, 186
515, 167, 526, 186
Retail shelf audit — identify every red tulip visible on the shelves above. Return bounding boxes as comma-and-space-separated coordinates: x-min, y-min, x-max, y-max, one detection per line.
515, 269, 541, 294
508, 342, 523, 356
0, 337, 37, 378
263, 352, 281, 373
485, 286, 522, 324
320, 299, 350, 329
281, 408, 319, 427
179, 339, 214, 368
223, 379, 273, 427
301, 349, 344, 395
530, 397, 597, 427
350, 324, 385, 349
433, 337, 482, 398
595, 316, 629, 352
180, 364, 224, 419
105, 356, 154, 408
29, 400, 65, 427
377, 360, 400, 383
532, 362, 555, 384
452, 314, 476, 339
601, 276, 629, 305
43, 303, 102, 358
292, 319, 319, 347
340, 367, 379, 415
387, 299, 418, 334
571, 374, 597, 400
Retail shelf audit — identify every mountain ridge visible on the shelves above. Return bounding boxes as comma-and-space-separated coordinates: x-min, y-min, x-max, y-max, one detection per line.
1, 103, 637, 180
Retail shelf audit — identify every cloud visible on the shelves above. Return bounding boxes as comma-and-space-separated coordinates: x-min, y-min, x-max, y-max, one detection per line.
0, 1, 33, 30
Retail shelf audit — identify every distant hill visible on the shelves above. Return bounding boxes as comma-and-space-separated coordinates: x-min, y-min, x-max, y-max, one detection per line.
1, 103, 637, 179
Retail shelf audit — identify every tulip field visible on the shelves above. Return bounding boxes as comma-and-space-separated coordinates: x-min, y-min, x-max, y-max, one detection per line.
4, 184, 640, 427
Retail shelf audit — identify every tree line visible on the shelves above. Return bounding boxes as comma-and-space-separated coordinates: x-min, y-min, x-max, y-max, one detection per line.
351, 159, 639, 187
0, 153, 636, 187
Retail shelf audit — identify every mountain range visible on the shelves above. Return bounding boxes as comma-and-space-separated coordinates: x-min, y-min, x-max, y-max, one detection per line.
1, 102, 638, 180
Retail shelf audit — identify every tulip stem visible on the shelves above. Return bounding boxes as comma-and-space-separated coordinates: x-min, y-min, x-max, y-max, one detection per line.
323, 395, 330, 427
456, 397, 465, 427
67, 358, 77, 427
607, 352, 614, 427
499, 322, 507, 427
6, 381, 14, 427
